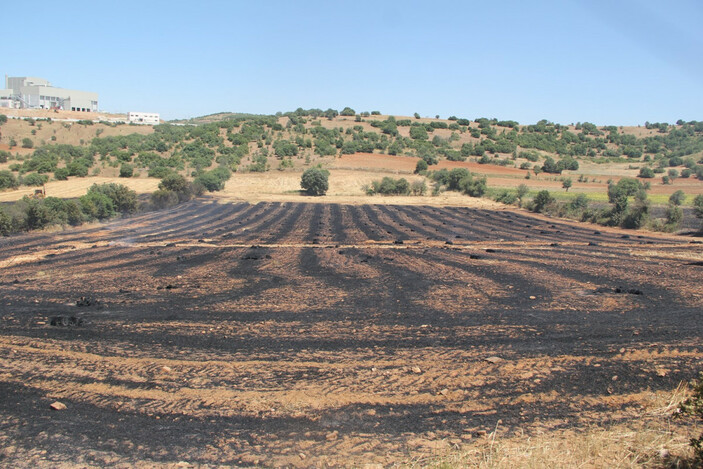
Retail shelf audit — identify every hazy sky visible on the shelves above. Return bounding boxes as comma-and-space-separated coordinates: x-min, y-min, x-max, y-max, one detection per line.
4, 0, 702, 124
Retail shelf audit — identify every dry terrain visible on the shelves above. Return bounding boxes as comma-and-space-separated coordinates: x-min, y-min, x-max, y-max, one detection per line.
1, 198, 702, 467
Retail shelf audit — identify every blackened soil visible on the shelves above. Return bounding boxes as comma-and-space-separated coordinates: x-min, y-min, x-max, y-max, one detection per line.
0, 198, 701, 467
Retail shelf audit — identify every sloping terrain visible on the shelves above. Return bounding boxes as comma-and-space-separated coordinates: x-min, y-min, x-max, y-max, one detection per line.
0, 199, 702, 467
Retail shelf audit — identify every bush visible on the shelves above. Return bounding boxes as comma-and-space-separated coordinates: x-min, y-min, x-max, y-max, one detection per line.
151, 189, 180, 209
21, 138, 34, 149
694, 194, 703, 221
158, 173, 200, 202
87, 183, 138, 213
54, 167, 70, 181
569, 193, 589, 211
368, 177, 411, 195
414, 159, 428, 174
80, 191, 115, 220
300, 167, 329, 196
678, 372, 703, 462
119, 163, 134, 178
459, 174, 487, 197
42, 197, 83, 226
638, 167, 655, 178
410, 180, 427, 195
194, 167, 231, 192
532, 190, 554, 212
0, 150, 9, 163
22, 172, 49, 187
495, 190, 518, 205
0, 206, 10, 236
669, 190, 686, 206
340, 107, 355, 116
0, 170, 19, 190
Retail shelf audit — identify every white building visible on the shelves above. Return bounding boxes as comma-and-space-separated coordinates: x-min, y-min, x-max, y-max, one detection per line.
4, 76, 98, 112
0, 88, 15, 108
128, 112, 160, 125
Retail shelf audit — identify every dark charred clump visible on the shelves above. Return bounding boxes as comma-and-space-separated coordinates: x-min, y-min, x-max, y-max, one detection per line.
50, 316, 84, 327
594, 286, 643, 295
76, 297, 100, 307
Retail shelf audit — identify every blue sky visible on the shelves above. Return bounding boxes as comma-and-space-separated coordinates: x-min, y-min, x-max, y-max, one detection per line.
4, 0, 702, 124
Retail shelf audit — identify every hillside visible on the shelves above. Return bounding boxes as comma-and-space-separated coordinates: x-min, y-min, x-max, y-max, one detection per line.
1, 108, 702, 232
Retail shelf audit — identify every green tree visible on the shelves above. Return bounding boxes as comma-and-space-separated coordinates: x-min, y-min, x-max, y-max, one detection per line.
300, 167, 329, 196
693, 194, 703, 225
409, 125, 429, 140
516, 184, 529, 207
54, 167, 70, 181
340, 107, 356, 116
532, 190, 554, 212
22, 173, 49, 186
119, 163, 134, 178
414, 112, 421, 119
0, 206, 10, 236
414, 159, 428, 174
638, 167, 655, 178
80, 191, 116, 220
87, 183, 138, 213
562, 178, 572, 191
21, 138, 34, 149
669, 190, 686, 206
0, 170, 19, 190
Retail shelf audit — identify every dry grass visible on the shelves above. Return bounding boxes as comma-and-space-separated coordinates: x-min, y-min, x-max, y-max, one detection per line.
409, 385, 699, 469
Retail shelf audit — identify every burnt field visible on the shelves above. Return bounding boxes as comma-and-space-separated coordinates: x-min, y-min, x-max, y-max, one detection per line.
0, 198, 702, 467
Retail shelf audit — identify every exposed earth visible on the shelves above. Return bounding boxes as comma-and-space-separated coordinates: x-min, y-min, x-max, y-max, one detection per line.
0, 198, 702, 467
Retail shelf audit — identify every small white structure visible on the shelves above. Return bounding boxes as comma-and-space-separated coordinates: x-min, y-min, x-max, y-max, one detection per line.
0, 88, 15, 108
128, 112, 160, 125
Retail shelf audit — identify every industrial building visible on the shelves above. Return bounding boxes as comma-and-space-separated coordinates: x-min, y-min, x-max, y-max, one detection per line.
3, 76, 98, 112
128, 112, 160, 125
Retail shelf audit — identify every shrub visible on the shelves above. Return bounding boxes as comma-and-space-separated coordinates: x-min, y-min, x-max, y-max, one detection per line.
87, 183, 138, 213
80, 191, 115, 220
340, 107, 355, 116
0, 170, 19, 190
0, 206, 10, 236
414, 159, 428, 174
148, 166, 175, 179
694, 194, 703, 221
369, 177, 411, 196
495, 190, 518, 205
300, 167, 329, 196
569, 193, 589, 211
669, 190, 686, 206
151, 189, 180, 209
459, 174, 487, 197
532, 190, 554, 212
678, 372, 703, 462
54, 167, 70, 180
638, 167, 655, 178
23, 197, 52, 230
195, 167, 231, 192
21, 138, 34, 149
22, 172, 49, 186
119, 163, 134, 178
665, 203, 683, 228
43, 197, 83, 226
0, 150, 9, 163
410, 180, 427, 195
